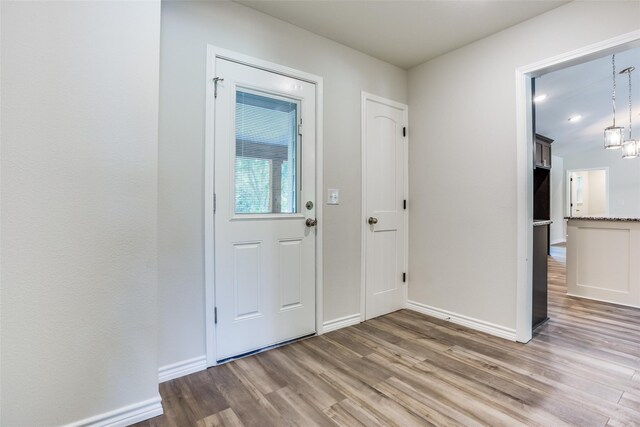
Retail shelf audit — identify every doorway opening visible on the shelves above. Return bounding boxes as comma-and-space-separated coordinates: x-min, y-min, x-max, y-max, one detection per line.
516, 30, 640, 343
567, 168, 609, 218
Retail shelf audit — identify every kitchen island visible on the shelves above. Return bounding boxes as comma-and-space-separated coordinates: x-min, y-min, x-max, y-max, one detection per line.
566, 217, 640, 308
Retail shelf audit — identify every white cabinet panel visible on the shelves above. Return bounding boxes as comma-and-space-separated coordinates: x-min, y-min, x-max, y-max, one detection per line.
567, 219, 640, 307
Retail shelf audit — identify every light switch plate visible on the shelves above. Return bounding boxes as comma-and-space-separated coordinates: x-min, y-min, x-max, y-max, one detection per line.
327, 189, 340, 205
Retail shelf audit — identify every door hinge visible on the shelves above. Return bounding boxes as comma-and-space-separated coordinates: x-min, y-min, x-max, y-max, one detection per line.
214, 193, 217, 213
298, 118, 303, 136
214, 307, 218, 324
402, 273, 406, 283
403, 127, 407, 137
213, 77, 224, 99
403, 199, 407, 210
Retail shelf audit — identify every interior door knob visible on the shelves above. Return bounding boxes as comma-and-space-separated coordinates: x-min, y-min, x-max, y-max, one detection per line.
305, 218, 318, 227
368, 217, 378, 225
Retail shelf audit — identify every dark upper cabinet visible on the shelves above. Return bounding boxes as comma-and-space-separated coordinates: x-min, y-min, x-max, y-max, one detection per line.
535, 134, 553, 169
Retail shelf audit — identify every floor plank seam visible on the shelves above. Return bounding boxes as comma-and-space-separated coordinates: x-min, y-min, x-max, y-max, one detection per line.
135, 245, 640, 427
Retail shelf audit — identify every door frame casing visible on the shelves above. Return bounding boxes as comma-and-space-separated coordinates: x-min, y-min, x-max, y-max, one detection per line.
205, 45, 324, 367
515, 30, 640, 343
360, 92, 409, 321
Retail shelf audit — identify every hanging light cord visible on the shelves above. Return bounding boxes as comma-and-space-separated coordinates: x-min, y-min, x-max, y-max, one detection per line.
612, 54, 617, 127
628, 68, 633, 140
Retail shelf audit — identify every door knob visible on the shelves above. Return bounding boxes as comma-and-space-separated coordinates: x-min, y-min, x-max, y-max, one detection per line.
305, 218, 318, 227
368, 217, 378, 225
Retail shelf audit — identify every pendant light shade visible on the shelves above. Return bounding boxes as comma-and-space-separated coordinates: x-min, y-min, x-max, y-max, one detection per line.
621, 66, 636, 159
605, 55, 624, 149
605, 126, 625, 149
622, 139, 638, 158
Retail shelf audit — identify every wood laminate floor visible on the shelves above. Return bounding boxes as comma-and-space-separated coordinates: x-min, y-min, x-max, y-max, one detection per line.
137, 247, 640, 426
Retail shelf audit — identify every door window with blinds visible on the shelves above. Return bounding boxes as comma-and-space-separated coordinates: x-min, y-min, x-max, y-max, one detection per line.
235, 89, 300, 214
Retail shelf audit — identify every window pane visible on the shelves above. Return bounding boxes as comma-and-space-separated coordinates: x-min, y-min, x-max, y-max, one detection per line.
235, 90, 298, 214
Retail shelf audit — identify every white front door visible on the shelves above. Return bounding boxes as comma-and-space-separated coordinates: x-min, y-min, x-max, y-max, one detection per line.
214, 58, 317, 361
363, 94, 407, 320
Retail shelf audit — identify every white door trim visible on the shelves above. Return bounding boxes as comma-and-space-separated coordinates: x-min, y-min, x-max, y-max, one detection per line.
205, 45, 324, 367
515, 30, 640, 343
360, 91, 409, 321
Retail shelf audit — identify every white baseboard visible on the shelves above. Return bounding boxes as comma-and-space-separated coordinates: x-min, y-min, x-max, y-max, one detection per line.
64, 396, 163, 427
566, 292, 640, 309
158, 355, 207, 383
406, 300, 516, 341
322, 313, 361, 333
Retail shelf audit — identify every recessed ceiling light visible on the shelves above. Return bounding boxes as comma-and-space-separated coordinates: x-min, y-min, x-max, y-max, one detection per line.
533, 94, 547, 103
568, 115, 582, 122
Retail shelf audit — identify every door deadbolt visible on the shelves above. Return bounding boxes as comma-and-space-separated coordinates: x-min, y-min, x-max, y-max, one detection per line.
306, 201, 314, 210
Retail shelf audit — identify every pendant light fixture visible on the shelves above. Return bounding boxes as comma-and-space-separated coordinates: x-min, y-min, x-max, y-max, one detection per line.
621, 66, 638, 159
604, 54, 625, 149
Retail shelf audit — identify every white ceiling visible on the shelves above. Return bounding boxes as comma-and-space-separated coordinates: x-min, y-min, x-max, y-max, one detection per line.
234, 0, 640, 159
236, 0, 568, 69
536, 47, 640, 158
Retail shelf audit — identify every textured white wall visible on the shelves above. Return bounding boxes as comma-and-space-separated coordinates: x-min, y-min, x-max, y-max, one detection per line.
407, 1, 640, 330
159, 1, 407, 368
1, 1, 161, 425
0, 1, 3, 421
0, 0, 3, 421
587, 170, 607, 216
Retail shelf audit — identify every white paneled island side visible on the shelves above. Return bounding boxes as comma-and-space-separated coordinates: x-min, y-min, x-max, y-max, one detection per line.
566, 217, 640, 308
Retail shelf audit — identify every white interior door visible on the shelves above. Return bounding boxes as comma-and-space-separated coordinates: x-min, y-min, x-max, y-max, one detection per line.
214, 58, 317, 361
363, 94, 407, 320
570, 172, 588, 217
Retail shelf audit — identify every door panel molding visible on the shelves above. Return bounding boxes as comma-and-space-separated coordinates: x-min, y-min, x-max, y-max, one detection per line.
360, 92, 409, 321
205, 45, 324, 367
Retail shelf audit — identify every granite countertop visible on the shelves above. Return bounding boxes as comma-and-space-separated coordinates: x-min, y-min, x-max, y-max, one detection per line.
565, 217, 640, 222
533, 220, 553, 226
